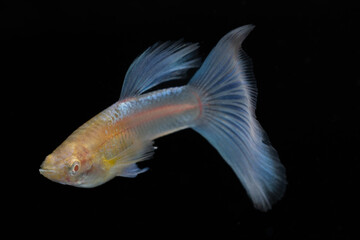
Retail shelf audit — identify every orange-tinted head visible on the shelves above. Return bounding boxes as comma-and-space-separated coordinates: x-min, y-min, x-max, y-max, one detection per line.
40, 142, 96, 187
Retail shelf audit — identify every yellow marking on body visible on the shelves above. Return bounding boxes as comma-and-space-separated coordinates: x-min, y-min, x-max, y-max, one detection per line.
102, 156, 118, 171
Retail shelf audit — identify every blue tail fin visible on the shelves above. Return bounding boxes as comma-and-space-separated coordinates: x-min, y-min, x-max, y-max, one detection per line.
189, 25, 286, 211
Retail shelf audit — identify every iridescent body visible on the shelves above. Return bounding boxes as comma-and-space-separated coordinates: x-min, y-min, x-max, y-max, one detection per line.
40, 25, 287, 211
41, 87, 200, 187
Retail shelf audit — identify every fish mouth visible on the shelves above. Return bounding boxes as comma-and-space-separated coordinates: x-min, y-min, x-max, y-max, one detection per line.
39, 167, 69, 185
39, 168, 56, 174
39, 167, 61, 181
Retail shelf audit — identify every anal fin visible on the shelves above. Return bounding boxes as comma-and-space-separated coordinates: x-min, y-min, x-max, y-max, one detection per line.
119, 164, 149, 178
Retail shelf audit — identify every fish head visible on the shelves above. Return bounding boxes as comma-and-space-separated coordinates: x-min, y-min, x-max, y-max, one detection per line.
40, 142, 98, 187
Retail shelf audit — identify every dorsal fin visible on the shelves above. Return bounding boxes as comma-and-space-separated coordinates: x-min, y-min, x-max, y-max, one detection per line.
120, 41, 200, 99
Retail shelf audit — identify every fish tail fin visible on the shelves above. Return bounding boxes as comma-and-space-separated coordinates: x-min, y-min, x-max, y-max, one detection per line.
188, 25, 287, 211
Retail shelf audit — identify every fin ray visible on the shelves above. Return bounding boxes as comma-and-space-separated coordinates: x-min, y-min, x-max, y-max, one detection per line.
118, 164, 149, 178
189, 25, 287, 211
120, 41, 200, 99
108, 141, 155, 178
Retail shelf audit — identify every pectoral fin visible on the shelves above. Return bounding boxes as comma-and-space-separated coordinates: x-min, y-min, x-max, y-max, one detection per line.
107, 141, 155, 178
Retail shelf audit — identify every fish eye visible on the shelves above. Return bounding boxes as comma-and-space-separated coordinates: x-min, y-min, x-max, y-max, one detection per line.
70, 160, 81, 175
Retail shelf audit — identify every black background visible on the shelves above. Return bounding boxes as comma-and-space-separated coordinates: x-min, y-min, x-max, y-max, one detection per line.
3, 1, 359, 238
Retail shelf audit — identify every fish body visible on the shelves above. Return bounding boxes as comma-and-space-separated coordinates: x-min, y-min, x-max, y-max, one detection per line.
40, 25, 287, 211
41, 86, 200, 187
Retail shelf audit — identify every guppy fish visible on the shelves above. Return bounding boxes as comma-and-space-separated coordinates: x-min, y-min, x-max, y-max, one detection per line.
40, 25, 286, 211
